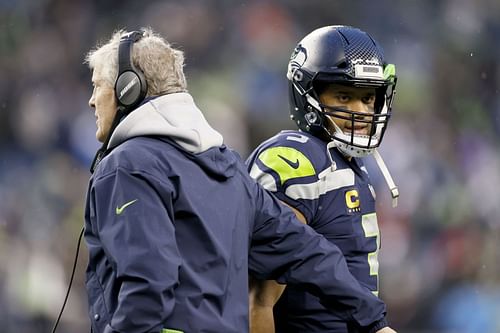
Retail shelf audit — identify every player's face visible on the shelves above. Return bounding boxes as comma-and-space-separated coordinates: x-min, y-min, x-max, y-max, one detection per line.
318, 84, 376, 137
89, 67, 117, 142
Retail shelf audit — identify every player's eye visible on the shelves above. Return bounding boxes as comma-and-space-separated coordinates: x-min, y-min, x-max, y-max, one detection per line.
336, 94, 350, 103
362, 95, 375, 104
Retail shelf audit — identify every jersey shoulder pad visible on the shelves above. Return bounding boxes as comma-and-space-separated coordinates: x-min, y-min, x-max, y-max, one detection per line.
250, 131, 329, 186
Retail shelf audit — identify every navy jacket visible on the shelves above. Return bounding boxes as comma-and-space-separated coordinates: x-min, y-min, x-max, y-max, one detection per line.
84, 93, 387, 333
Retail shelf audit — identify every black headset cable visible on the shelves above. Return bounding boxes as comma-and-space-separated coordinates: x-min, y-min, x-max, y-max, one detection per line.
51, 226, 85, 333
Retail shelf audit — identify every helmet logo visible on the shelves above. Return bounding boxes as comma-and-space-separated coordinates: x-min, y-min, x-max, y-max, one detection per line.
290, 44, 307, 61
287, 44, 307, 81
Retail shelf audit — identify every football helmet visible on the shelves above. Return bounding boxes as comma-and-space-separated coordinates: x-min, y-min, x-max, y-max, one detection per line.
287, 25, 397, 157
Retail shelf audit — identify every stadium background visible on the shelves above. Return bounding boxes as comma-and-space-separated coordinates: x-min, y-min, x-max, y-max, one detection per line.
0, 0, 499, 332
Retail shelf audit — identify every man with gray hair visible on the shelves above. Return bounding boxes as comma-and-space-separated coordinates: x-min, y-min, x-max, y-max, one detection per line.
83, 28, 396, 333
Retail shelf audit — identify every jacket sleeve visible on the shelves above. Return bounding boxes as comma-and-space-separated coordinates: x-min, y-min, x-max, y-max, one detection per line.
92, 166, 180, 333
248, 181, 387, 331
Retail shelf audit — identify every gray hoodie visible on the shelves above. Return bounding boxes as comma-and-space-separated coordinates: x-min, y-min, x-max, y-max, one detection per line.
109, 92, 223, 153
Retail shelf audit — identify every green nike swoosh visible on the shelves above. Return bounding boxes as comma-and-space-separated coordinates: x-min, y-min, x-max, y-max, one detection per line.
116, 199, 138, 215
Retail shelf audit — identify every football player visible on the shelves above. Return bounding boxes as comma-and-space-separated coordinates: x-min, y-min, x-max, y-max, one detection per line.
247, 25, 399, 333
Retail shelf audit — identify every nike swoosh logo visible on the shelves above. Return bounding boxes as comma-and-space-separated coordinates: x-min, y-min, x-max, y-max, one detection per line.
116, 199, 138, 215
278, 155, 300, 169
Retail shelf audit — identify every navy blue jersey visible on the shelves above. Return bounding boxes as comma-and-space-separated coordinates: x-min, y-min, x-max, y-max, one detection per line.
247, 130, 381, 333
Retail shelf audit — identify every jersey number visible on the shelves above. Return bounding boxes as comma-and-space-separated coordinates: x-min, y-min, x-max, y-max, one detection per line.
361, 213, 380, 296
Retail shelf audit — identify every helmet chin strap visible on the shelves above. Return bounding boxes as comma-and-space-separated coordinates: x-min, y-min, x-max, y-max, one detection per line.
372, 149, 399, 207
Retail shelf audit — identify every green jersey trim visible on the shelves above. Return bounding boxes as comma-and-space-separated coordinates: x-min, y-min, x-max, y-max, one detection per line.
258, 147, 316, 185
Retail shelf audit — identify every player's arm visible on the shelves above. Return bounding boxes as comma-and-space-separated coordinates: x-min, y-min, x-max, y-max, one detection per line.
281, 202, 307, 224
249, 202, 307, 333
249, 183, 391, 331
249, 277, 285, 333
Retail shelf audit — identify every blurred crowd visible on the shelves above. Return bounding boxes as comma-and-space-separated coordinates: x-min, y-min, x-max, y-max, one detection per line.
1, 0, 500, 332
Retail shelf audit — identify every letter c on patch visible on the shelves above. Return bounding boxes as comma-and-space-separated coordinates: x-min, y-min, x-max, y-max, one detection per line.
345, 189, 360, 209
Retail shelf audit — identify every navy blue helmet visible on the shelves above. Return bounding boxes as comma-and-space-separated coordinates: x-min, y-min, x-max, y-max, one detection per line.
287, 25, 397, 157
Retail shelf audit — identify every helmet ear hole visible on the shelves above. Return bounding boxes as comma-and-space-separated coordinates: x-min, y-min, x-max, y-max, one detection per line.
293, 69, 304, 82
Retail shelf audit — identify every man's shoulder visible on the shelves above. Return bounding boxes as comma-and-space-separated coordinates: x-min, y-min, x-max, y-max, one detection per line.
118, 135, 177, 151
115, 136, 179, 158
95, 136, 179, 177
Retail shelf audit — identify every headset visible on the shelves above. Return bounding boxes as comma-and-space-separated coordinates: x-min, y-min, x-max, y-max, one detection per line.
90, 30, 148, 173
53, 32, 150, 332
115, 30, 148, 112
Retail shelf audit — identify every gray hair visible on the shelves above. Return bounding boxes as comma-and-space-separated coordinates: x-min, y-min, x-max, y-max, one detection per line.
85, 27, 187, 96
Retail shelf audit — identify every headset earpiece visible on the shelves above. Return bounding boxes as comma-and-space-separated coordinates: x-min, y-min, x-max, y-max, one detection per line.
114, 31, 148, 112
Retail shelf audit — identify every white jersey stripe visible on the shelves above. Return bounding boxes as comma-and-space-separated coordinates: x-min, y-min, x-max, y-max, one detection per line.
285, 168, 355, 200
249, 163, 277, 192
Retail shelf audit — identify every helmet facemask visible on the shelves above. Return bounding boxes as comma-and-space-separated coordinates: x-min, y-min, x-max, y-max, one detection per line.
313, 78, 397, 157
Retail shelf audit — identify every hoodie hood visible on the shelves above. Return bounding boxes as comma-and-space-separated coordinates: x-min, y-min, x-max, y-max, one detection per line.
108, 92, 223, 153
182, 143, 239, 180
106, 92, 237, 179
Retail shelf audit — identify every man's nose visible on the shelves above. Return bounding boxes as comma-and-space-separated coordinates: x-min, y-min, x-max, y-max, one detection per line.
350, 99, 370, 114
89, 95, 95, 108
